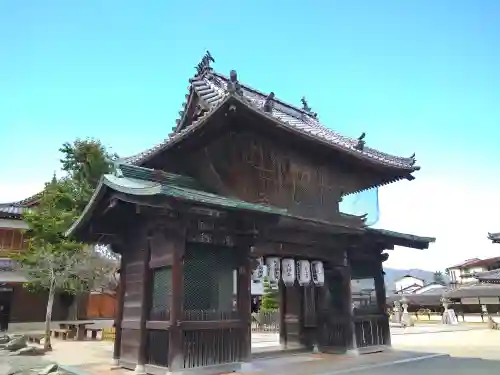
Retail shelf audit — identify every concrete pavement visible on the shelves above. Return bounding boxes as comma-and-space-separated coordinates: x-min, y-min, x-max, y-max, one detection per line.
342, 355, 500, 375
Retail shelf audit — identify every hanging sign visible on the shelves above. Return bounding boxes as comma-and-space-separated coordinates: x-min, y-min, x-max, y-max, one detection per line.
266, 257, 281, 283
296, 260, 312, 286
281, 258, 296, 286
311, 261, 325, 286
251, 257, 267, 282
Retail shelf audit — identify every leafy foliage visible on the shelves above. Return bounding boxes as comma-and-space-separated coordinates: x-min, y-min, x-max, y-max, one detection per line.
433, 271, 445, 284
13, 138, 119, 350
59, 138, 118, 212
260, 277, 279, 311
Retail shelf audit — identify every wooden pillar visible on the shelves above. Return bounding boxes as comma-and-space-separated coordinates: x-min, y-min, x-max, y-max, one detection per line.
136, 236, 152, 374
374, 261, 390, 346
113, 250, 126, 366
342, 254, 356, 351
279, 281, 287, 348
282, 283, 304, 349
237, 244, 252, 361
167, 226, 186, 371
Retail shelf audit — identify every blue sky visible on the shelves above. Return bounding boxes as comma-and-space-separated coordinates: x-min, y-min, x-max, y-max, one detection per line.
1, 1, 500, 270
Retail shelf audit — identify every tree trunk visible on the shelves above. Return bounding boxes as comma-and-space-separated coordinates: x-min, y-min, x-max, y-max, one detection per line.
44, 282, 56, 351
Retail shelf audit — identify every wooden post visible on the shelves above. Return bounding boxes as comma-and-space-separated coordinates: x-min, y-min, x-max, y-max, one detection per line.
342, 256, 356, 351
136, 235, 152, 374
279, 281, 287, 348
112, 250, 126, 367
168, 226, 186, 371
237, 244, 252, 361
374, 263, 390, 346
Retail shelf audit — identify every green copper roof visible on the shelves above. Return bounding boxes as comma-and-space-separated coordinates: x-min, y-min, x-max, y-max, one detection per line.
114, 164, 287, 215
66, 164, 288, 237
67, 164, 435, 251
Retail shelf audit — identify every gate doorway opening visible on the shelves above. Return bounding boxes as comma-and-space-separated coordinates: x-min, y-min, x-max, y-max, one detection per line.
250, 278, 281, 354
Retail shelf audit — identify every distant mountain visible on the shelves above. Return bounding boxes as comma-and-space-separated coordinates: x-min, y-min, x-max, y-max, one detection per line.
383, 267, 448, 293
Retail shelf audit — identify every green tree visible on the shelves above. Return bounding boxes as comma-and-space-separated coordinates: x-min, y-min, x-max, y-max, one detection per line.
15, 139, 118, 351
433, 271, 444, 284
260, 277, 279, 311
59, 138, 118, 211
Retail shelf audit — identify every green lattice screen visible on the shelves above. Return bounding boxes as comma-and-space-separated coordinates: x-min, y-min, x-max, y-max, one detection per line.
183, 244, 238, 320
149, 266, 172, 321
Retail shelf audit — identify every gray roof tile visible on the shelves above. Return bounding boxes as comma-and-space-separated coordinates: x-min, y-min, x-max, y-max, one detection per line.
124, 69, 418, 171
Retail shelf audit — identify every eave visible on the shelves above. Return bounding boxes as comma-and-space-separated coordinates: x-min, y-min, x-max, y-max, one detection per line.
365, 228, 436, 250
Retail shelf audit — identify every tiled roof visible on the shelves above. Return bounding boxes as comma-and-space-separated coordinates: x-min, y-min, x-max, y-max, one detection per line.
488, 232, 500, 243
0, 192, 40, 219
0, 203, 31, 219
447, 257, 500, 270
444, 283, 500, 299
475, 268, 500, 281
124, 68, 419, 172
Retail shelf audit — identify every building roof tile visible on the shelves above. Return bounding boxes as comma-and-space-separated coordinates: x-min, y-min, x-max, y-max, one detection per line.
124, 67, 419, 172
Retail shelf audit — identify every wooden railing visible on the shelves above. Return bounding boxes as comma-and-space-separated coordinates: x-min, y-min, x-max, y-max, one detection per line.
322, 319, 346, 348
182, 309, 239, 321
147, 329, 170, 367
181, 328, 245, 368
353, 314, 389, 348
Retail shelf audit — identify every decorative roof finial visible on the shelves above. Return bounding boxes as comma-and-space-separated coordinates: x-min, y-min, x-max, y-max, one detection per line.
301, 96, 318, 119
409, 153, 416, 166
355, 132, 366, 151
195, 51, 215, 76
263, 92, 275, 113
301, 97, 311, 112
227, 70, 243, 95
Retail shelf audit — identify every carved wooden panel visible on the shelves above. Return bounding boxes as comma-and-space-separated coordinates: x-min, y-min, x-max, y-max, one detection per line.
186, 130, 356, 221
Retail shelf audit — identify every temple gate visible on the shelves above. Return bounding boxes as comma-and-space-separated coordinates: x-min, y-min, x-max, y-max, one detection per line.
67, 52, 434, 374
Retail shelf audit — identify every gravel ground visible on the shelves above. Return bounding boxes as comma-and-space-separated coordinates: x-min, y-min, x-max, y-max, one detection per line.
0, 350, 52, 375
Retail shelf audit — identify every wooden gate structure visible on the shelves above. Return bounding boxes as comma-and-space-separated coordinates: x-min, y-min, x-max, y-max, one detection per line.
67, 53, 435, 374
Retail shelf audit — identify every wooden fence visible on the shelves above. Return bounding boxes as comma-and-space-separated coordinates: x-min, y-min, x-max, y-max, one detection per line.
102, 327, 116, 341
251, 311, 280, 333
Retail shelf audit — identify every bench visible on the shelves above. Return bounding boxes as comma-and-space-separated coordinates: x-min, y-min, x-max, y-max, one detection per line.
27, 333, 44, 344
51, 328, 72, 340
85, 327, 103, 340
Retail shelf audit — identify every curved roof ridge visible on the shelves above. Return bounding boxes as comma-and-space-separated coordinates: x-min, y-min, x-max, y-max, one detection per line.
123, 65, 418, 171
210, 71, 417, 169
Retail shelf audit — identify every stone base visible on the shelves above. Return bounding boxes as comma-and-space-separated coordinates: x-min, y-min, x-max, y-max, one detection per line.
134, 364, 146, 374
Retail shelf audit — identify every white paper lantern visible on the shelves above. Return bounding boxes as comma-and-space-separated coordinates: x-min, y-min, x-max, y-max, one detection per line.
281, 258, 296, 286
251, 257, 267, 282
296, 260, 311, 286
311, 261, 325, 286
266, 257, 281, 283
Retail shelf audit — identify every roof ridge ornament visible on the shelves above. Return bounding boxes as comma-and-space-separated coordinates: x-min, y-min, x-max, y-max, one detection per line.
227, 70, 243, 95
409, 153, 417, 166
263, 92, 275, 113
355, 132, 366, 151
300, 96, 318, 119
195, 51, 215, 76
